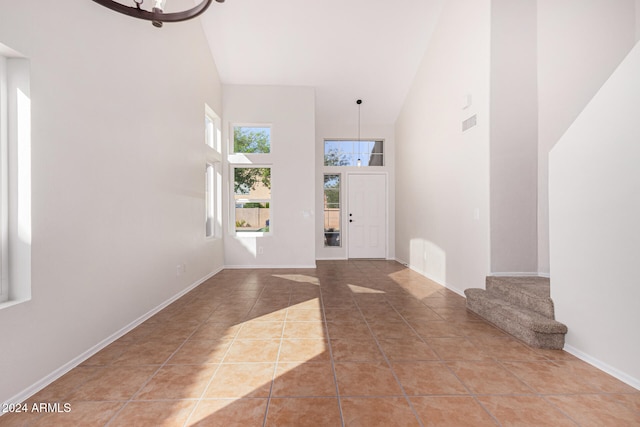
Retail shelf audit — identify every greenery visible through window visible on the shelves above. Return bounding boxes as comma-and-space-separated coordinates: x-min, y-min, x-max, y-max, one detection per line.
324, 174, 341, 247
234, 126, 271, 154
234, 167, 271, 233
324, 140, 384, 167
231, 124, 272, 234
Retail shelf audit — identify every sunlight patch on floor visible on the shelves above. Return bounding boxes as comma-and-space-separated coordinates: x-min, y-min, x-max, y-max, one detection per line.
347, 284, 386, 294
272, 274, 320, 285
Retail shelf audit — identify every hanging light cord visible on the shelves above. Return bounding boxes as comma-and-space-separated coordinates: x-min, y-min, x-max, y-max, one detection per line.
357, 99, 362, 142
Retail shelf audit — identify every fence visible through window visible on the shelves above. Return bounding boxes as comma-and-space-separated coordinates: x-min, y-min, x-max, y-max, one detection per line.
324, 174, 341, 246
234, 166, 271, 233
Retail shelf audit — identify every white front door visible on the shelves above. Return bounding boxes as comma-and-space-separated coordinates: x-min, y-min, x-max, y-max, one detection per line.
347, 174, 387, 258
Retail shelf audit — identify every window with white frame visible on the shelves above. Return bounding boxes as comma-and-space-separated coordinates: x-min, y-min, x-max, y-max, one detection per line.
204, 161, 222, 239
324, 139, 384, 167
0, 52, 7, 302
323, 174, 341, 247
205, 163, 215, 237
204, 104, 222, 239
233, 166, 271, 233
229, 122, 272, 235
0, 43, 31, 307
233, 125, 271, 154
205, 106, 221, 152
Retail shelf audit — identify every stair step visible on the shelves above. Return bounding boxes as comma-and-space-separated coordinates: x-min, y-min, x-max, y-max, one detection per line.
464, 288, 567, 349
486, 276, 555, 318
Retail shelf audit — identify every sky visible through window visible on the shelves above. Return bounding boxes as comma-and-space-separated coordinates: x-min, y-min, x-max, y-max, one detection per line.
234, 126, 271, 154
324, 140, 383, 166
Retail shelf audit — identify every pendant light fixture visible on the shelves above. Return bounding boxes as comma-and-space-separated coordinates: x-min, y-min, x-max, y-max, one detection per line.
356, 99, 362, 167
92, 0, 225, 28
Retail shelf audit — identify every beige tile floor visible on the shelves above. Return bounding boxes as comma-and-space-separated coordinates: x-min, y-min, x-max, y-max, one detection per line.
1, 260, 639, 426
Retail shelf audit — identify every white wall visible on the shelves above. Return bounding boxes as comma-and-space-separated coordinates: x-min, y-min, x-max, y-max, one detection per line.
395, 0, 491, 293
489, 0, 538, 274
0, 0, 224, 403
315, 121, 395, 261
549, 42, 640, 388
537, 0, 637, 274
223, 85, 316, 268
637, 0, 640, 41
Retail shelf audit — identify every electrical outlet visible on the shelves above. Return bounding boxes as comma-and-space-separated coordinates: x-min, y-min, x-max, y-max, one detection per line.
258, 247, 264, 255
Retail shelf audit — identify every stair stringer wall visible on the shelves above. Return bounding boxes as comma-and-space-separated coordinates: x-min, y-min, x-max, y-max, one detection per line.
549, 41, 640, 389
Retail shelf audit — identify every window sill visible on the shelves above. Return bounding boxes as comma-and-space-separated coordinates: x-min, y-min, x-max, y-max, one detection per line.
0, 297, 31, 311
234, 231, 271, 238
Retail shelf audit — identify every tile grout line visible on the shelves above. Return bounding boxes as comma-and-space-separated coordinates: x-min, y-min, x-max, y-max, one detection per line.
393, 281, 515, 427
319, 281, 346, 427
23, 263, 637, 426
182, 284, 265, 427
537, 394, 583, 427
103, 301, 227, 427
495, 357, 584, 427
352, 294, 425, 427
384, 288, 506, 426
469, 395, 503, 427
261, 286, 291, 427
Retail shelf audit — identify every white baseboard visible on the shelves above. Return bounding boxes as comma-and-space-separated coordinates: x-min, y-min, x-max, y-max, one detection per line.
391, 257, 408, 266
2, 267, 223, 408
394, 263, 638, 391
394, 258, 465, 298
393, 257, 412, 270
224, 264, 317, 269
564, 344, 640, 391
443, 283, 466, 298
489, 272, 547, 277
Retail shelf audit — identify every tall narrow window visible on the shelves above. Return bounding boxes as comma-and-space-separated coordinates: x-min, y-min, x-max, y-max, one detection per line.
205, 163, 215, 237
0, 43, 31, 307
324, 174, 341, 247
0, 53, 7, 301
205, 106, 221, 152
234, 166, 271, 233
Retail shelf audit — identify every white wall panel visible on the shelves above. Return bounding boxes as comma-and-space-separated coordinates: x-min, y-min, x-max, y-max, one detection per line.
0, 0, 224, 403
550, 42, 640, 387
223, 85, 316, 268
537, 0, 636, 273
395, 0, 491, 293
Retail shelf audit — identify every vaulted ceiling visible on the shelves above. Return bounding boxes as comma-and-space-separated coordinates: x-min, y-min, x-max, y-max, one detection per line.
199, 0, 442, 128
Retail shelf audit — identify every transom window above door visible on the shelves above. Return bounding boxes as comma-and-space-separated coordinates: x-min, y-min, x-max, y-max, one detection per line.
324, 140, 384, 167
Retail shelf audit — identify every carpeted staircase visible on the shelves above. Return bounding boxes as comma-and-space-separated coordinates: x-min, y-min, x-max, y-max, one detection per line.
464, 276, 567, 349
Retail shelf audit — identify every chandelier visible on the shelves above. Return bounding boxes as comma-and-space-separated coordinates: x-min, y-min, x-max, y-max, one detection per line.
92, 0, 225, 28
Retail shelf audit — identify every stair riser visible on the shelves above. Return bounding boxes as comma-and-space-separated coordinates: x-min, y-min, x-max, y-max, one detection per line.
486, 277, 555, 318
467, 300, 564, 349
487, 284, 555, 318
465, 290, 566, 350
